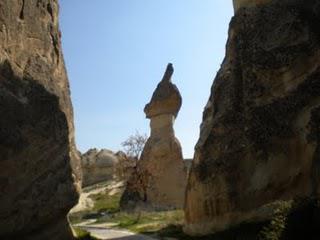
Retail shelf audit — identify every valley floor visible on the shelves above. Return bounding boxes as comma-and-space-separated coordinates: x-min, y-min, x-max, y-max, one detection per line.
69, 180, 185, 240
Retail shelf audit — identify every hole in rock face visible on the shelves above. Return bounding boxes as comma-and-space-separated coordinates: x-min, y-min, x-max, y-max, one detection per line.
19, 0, 25, 20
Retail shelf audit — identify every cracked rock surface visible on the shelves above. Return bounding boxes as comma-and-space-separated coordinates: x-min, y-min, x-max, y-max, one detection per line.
0, 1, 80, 239
185, 0, 320, 236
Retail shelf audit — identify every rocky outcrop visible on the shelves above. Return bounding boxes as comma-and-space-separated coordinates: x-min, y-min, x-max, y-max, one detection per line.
81, 149, 120, 187
185, 0, 320, 236
115, 151, 138, 181
0, 1, 80, 239
233, 0, 272, 12
121, 64, 187, 210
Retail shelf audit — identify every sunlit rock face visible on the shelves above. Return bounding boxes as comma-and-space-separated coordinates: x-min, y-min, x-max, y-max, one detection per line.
120, 64, 187, 210
185, 0, 320, 236
81, 149, 119, 187
0, 0, 80, 239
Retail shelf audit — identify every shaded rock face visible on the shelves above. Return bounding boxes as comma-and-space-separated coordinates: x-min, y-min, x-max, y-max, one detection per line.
233, 0, 310, 12
0, 0, 80, 239
185, 0, 320, 236
233, 0, 273, 12
121, 64, 187, 210
81, 149, 119, 187
184, 159, 193, 174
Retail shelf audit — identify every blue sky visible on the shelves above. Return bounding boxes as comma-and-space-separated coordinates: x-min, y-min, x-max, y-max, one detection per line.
59, 0, 233, 158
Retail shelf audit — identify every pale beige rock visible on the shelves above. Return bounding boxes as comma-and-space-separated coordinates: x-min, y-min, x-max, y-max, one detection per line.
121, 64, 187, 210
81, 149, 119, 187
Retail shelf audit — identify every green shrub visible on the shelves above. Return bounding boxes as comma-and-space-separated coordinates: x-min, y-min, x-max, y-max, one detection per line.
259, 201, 293, 240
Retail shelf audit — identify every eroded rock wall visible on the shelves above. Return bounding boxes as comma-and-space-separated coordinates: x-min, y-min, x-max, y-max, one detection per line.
0, 0, 80, 239
81, 149, 119, 187
185, 0, 320, 236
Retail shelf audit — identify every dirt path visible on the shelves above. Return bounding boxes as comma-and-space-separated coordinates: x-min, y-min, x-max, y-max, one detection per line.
77, 225, 157, 240
70, 181, 124, 214
71, 181, 157, 239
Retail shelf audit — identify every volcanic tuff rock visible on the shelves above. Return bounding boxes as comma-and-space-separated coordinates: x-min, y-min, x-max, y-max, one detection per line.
0, 0, 80, 239
81, 149, 120, 187
144, 63, 182, 118
233, 0, 273, 12
121, 64, 187, 210
185, 0, 320, 236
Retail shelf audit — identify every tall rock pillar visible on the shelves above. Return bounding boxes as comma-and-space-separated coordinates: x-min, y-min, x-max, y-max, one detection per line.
121, 63, 187, 210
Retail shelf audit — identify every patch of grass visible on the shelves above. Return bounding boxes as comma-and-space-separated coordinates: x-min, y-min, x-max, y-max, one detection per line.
95, 209, 184, 233
124, 210, 183, 232
69, 191, 121, 225
82, 181, 111, 193
89, 192, 121, 214
70, 183, 185, 235
73, 227, 99, 240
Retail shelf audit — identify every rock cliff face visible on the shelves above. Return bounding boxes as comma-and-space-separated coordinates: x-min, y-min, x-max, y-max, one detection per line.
121, 64, 187, 210
185, 0, 320, 236
233, 0, 272, 12
81, 149, 119, 187
0, 1, 80, 239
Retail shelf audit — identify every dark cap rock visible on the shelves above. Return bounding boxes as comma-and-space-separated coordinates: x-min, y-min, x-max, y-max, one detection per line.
144, 63, 182, 119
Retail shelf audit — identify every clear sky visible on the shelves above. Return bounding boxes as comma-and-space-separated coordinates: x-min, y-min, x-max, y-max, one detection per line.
59, 0, 233, 158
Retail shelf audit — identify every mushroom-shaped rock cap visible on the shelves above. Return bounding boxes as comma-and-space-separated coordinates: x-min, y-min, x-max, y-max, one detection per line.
144, 63, 182, 119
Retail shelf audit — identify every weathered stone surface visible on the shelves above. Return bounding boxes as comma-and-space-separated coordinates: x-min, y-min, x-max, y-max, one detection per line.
115, 151, 138, 181
81, 149, 119, 187
184, 158, 193, 174
0, 0, 80, 239
144, 63, 182, 118
233, 0, 273, 12
185, 0, 320, 236
121, 64, 187, 210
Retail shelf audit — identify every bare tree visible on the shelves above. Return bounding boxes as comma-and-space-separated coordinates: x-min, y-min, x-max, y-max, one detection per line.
121, 131, 148, 160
